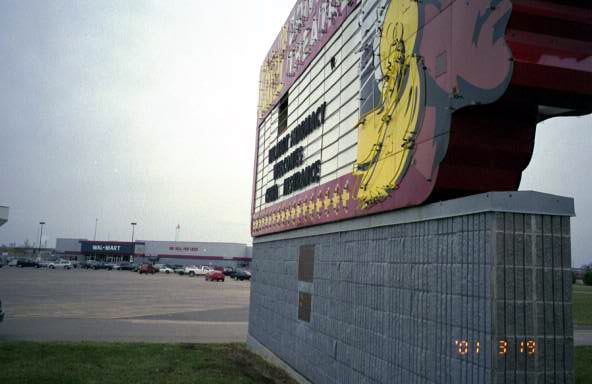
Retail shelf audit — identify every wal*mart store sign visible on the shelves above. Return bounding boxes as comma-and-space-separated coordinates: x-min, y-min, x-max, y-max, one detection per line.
80, 241, 135, 255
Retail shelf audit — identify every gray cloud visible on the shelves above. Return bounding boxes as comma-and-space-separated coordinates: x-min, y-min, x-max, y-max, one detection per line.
0, 0, 295, 246
520, 115, 592, 267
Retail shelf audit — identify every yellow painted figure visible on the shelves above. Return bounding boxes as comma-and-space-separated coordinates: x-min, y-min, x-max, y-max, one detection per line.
354, 0, 423, 207
258, 26, 288, 118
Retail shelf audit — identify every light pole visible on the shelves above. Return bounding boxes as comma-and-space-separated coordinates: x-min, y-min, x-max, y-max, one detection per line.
38, 221, 46, 258
93, 218, 98, 241
130, 222, 137, 243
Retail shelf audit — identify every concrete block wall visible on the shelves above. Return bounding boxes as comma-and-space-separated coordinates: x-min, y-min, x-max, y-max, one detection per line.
248, 192, 574, 384
491, 214, 573, 384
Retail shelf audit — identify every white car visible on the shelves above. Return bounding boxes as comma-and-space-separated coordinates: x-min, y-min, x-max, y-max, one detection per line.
49, 260, 72, 269
183, 265, 211, 277
159, 266, 174, 274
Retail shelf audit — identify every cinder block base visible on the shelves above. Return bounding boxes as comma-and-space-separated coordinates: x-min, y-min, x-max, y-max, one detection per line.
247, 334, 313, 384
248, 192, 575, 384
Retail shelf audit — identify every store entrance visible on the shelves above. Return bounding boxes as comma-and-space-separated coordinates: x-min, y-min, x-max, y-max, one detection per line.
87, 254, 132, 263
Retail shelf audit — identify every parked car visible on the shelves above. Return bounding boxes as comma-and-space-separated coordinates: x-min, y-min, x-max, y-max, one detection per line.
15, 259, 39, 268
223, 267, 236, 277
158, 266, 174, 274
173, 265, 186, 275
183, 265, 211, 277
87, 261, 113, 270
205, 270, 225, 282
48, 260, 72, 269
96, 263, 113, 270
114, 262, 135, 271
37, 260, 51, 268
0, 299, 4, 322
139, 264, 158, 274
233, 269, 251, 281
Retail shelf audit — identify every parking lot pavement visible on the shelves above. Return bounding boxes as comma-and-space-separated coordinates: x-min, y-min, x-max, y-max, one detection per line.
0, 267, 250, 343
575, 326, 592, 346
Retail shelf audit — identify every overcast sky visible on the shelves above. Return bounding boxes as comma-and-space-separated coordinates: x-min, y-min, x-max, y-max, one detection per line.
0, 1, 590, 266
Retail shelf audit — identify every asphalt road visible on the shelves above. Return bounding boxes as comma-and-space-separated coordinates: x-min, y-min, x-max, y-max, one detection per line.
0, 267, 250, 343
575, 326, 592, 346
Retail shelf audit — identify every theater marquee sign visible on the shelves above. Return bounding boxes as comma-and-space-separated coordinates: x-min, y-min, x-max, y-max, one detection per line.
251, 0, 592, 236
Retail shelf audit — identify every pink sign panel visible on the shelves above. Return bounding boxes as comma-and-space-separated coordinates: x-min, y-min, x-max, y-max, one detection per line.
257, 0, 361, 123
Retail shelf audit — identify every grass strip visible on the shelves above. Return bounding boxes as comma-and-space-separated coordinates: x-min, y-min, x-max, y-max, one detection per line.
576, 346, 592, 384
0, 342, 296, 384
0, 342, 590, 383
573, 284, 592, 326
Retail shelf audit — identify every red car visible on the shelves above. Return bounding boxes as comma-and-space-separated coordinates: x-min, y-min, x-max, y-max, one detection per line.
205, 270, 225, 282
139, 264, 157, 274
